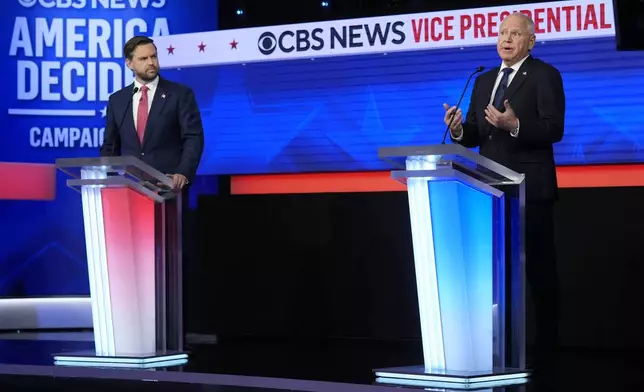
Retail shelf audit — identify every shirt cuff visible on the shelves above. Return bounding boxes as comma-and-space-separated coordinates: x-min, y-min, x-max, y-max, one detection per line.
510, 118, 520, 138
450, 126, 464, 141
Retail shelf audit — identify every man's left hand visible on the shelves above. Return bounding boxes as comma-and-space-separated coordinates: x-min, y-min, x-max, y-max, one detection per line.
168, 174, 188, 192
485, 100, 519, 131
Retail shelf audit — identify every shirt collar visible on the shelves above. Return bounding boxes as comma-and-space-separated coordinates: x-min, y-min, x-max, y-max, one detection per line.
499, 54, 530, 74
134, 76, 159, 92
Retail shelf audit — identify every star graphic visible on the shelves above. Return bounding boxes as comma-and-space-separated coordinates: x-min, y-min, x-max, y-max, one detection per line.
230, 39, 238, 49
167, 45, 175, 55
99, 106, 107, 118
198, 42, 206, 52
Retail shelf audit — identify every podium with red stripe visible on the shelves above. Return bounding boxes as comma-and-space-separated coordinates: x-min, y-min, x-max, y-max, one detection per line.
54, 156, 186, 368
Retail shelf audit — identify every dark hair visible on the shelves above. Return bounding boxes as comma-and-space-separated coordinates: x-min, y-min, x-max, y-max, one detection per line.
123, 36, 156, 60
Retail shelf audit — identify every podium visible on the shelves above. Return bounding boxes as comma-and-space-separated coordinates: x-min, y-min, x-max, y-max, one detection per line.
53, 156, 187, 368
373, 144, 528, 388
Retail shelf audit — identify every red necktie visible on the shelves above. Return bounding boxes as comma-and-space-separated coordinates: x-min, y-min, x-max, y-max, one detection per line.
136, 85, 149, 143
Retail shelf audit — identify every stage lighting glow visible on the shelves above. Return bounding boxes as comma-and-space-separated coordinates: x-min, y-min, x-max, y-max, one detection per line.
404, 154, 497, 372
375, 374, 530, 388
80, 167, 115, 356
54, 358, 187, 369
405, 156, 445, 370
54, 353, 188, 368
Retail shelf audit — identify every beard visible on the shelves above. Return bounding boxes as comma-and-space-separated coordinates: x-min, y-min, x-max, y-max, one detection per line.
136, 67, 159, 82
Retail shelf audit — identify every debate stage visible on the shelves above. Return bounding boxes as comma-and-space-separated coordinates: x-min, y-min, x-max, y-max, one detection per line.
0, 331, 643, 391
4, 164, 644, 392
4, 173, 644, 392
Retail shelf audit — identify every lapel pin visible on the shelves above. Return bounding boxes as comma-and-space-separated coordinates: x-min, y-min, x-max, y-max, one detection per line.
522, 72, 527, 75
161, 94, 166, 98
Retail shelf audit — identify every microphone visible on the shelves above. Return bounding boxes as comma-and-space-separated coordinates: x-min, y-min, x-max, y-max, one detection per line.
441, 66, 485, 144
110, 86, 139, 157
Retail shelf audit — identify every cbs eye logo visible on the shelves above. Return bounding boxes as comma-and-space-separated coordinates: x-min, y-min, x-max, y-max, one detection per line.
257, 32, 277, 55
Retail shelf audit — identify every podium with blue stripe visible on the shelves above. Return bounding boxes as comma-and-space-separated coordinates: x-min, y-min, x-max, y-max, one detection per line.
374, 144, 529, 389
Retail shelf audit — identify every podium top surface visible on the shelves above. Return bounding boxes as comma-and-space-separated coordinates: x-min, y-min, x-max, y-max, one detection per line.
56, 156, 169, 183
378, 144, 525, 186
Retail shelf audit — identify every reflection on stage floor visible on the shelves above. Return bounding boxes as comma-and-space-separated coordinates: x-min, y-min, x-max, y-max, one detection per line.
0, 332, 641, 392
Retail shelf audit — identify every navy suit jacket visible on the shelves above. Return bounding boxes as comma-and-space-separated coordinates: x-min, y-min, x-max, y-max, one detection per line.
100, 77, 204, 182
452, 55, 565, 201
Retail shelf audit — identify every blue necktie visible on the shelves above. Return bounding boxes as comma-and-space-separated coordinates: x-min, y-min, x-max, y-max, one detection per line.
493, 67, 514, 110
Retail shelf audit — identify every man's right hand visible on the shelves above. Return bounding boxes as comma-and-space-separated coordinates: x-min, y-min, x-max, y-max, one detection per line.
443, 103, 463, 136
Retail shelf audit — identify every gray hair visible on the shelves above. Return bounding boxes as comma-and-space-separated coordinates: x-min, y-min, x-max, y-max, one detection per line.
510, 12, 536, 35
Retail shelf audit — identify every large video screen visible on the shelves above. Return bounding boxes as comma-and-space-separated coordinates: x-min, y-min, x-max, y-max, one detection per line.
164, 35, 644, 176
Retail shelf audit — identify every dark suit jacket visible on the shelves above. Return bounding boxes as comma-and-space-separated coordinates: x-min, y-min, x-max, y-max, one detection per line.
452, 55, 565, 201
100, 77, 204, 182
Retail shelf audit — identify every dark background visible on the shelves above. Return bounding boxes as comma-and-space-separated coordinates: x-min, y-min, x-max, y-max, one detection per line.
186, 185, 644, 352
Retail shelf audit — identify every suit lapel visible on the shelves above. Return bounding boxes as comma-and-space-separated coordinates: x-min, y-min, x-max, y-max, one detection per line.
504, 56, 532, 102
119, 83, 140, 147
142, 78, 169, 148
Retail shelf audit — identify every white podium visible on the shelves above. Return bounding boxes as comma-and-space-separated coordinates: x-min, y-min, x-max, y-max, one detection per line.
374, 144, 529, 389
53, 156, 187, 368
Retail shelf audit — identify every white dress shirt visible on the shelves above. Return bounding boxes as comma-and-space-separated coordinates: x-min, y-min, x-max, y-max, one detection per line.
133, 76, 159, 130
491, 54, 529, 137
489, 54, 530, 106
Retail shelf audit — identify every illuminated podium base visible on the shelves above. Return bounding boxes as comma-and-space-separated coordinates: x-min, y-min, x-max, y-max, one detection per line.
374, 366, 530, 389
53, 350, 188, 369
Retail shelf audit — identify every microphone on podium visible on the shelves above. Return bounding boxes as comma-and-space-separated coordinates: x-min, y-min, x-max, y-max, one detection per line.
441, 66, 485, 145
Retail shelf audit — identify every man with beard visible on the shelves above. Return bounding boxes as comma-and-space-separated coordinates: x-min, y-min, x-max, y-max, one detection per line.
100, 36, 204, 191
100, 36, 204, 350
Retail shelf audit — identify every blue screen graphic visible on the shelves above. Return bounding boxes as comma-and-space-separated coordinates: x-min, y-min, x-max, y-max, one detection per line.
161, 36, 644, 175
0, 0, 218, 297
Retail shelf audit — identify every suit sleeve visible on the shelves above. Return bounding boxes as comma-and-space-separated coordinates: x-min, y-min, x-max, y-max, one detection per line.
176, 88, 204, 182
451, 76, 481, 148
515, 65, 565, 147
99, 98, 120, 156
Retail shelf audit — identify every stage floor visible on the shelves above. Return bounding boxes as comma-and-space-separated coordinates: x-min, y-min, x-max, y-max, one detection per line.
0, 332, 641, 391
